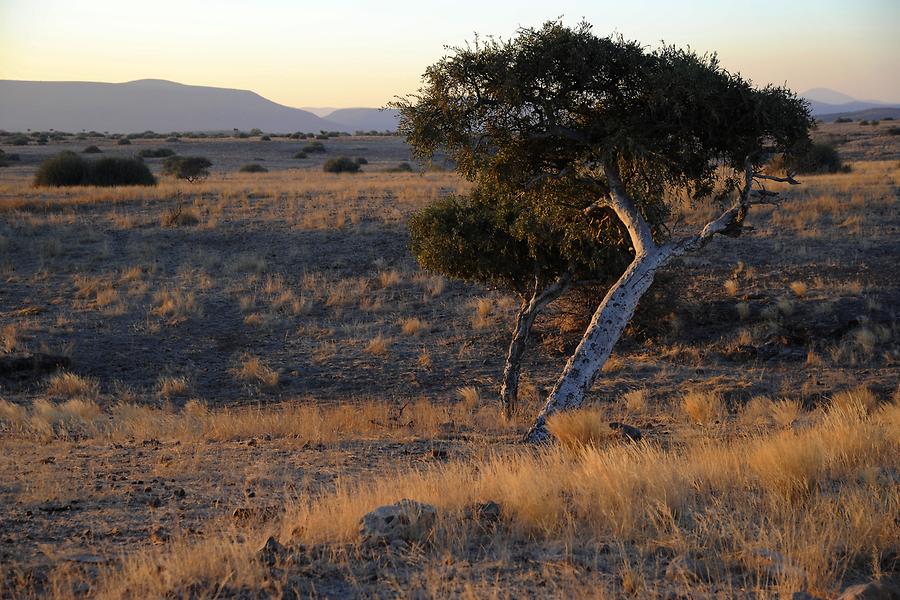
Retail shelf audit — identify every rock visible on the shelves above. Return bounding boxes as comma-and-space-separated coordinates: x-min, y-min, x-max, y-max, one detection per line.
608, 422, 642, 442
359, 499, 437, 547
257, 536, 287, 567
837, 579, 900, 600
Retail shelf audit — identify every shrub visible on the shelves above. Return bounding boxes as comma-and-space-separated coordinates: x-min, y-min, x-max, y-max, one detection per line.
834, 117, 853, 123
292, 151, 308, 159
355, 157, 368, 165
117, 137, 131, 145
89, 157, 156, 186
323, 156, 360, 173
83, 145, 102, 154
239, 163, 268, 173
791, 142, 845, 174
34, 153, 155, 187
859, 120, 870, 126
137, 148, 176, 158
165, 136, 180, 143
259, 135, 271, 141
302, 141, 326, 153
384, 162, 414, 173
162, 156, 212, 182
315, 134, 329, 140
34, 152, 90, 186
9, 135, 29, 146
888, 127, 900, 136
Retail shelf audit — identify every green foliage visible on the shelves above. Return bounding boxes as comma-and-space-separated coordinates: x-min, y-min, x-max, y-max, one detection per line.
137, 148, 176, 158
384, 162, 414, 173
34, 152, 90, 186
117, 137, 131, 145
9, 135, 29, 146
791, 142, 846, 174
259, 135, 271, 141
88, 157, 157, 186
165, 136, 180, 143
162, 156, 212, 182
393, 20, 812, 206
302, 141, 327, 153
292, 151, 308, 159
34, 152, 155, 187
83, 145, 102, 154
409, 185, 631, 296
239, 163, 268, 173
322, 157, 360, 173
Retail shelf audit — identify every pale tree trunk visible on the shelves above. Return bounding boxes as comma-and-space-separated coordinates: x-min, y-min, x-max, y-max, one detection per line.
525, 160, 763, 442
499, 274, 572, 418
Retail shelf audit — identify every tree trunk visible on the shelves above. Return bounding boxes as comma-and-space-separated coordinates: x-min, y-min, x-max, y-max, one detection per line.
523, 159, 758, 443
523, 248, 672, 442
500, 275, 571, 418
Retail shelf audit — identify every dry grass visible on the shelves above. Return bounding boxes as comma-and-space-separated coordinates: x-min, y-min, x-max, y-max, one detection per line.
364, 334, 392, 356
400, 317, 425, 336
232, 355, 280, 388
680, 389, 725, 424
546, 408, 615, 448
151, 288, 201, 321
157, 375, 190, 399
45, 372, 99, 399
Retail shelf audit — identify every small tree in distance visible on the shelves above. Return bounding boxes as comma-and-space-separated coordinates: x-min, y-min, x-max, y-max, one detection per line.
163, 156, 212, 182
393, 21, 813, 442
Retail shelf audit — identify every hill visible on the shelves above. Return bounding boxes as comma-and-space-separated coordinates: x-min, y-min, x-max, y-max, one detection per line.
322, 108, 400, 133
0, 79, 342, 133
802, 87, 899, 117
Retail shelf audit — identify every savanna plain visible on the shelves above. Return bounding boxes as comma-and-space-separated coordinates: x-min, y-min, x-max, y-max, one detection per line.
0, 123, 898, 599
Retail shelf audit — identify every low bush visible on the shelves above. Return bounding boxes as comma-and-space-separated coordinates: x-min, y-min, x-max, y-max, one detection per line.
83, 145, 102, 154
302, 141, 326, 153
834, 117, 853, 123
162, 156, 212, 182
34, 152, 156, 187
384, 162, 414, 173
239, 163, 268, 173
117, 137, 132, 145
9, 135, 29, 146
791, 142, 847, 174
259, 135, 271, 141
322, 156, 360, 173
165, 136, 180, 143
292, 151, 308, 159
137, 148, 176, 158
355, 157, 368, 165
887, 127, 900, 136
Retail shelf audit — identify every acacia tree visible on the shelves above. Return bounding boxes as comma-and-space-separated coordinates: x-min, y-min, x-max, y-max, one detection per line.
408, 180, 648, 416
393, 22, 813, 442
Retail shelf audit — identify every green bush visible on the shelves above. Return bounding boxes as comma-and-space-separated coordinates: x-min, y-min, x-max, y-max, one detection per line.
9, 135, 29, 146
791, 142, 846, 174
117, 137, 132, 145
137, 148, 176, 158
165, 136, 180, 143
355, 157, 368, 165
83, 145, 102, 154
259, 135, 271, 141
384, 162, 414, 173
89, 157, 156, 186
302, 141, 326, 153
322, 157, 360, 173
162, 156, 212, 182
34, 152, 155, 187
239, 163, 268, 173
292, 151, 308, 159
34, 152, 90, 186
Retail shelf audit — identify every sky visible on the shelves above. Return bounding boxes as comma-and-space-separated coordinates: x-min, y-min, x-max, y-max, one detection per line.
1, 0, 898, 108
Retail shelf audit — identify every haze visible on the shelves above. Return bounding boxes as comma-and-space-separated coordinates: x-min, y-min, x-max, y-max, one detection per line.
1, 0, 899, 108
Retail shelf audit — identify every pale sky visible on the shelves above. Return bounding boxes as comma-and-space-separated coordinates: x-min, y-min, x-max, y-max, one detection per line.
1, 0, 898, 108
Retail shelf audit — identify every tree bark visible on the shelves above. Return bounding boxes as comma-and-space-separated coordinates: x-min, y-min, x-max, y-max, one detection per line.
499, 275, 572, 417
524, 160, 759, 442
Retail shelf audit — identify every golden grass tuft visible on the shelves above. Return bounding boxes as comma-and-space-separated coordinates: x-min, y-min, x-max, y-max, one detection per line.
546, 408, 614, 448
681, 389, 725, 424
232, 355, 279, 388
45, 372, 99, 399
400, 317, 425, 336
364, 334, 392, 355
789, 280, 808, 297
829, 386, 878, 416
622, 389, 648, 414
770, 398, 803, 429
152, 288, 201, 321
157, 376, 190, 399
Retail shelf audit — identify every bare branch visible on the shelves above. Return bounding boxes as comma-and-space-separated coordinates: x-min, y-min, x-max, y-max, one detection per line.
752, 172, 800, 185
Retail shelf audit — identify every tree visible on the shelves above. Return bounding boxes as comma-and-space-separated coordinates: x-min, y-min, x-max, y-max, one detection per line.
409, 178, 642, 416
163, 156, 212, 182
394, 21, 813, 442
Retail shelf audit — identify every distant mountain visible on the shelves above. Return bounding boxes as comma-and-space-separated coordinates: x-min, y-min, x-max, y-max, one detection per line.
324, 108, 400, 133
801, 87, 899, 118
814, 107, 900, 123
0, 79, 343, 133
